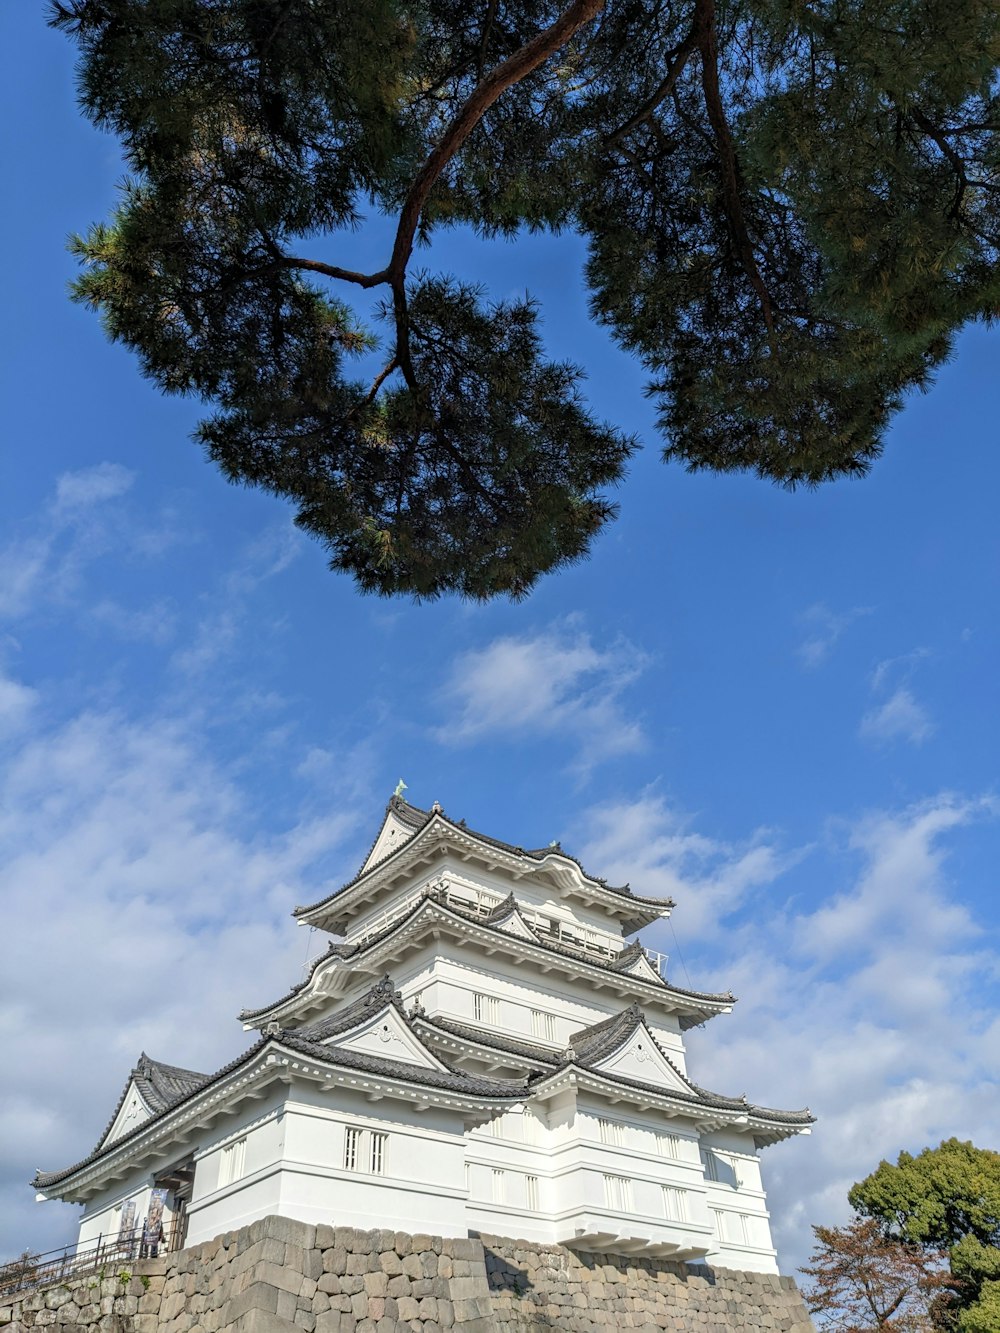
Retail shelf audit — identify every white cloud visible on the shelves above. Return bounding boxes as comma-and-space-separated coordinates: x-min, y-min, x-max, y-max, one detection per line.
0, 671, 38, 736
436, 621, 647, 770
52, 462, 134, 515
573, 790, 798, 937
0, 702, 365, 1258
581, 792, 1000, 1276
796, 603, 873, 669
860, 686, 935, 745
0, 463, 172, 622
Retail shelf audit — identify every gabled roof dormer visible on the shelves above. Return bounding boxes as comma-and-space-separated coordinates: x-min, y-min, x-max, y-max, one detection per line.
289, 975, 449, 1072
572, 1006, 691, 1095
482, 892, 543, 943
358, 797, 430, 874
96, 1053, 209, 1151
610, 942, 665, 985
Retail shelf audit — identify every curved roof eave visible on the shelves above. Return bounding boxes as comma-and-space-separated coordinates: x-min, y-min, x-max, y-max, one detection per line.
293, 799, 674, 927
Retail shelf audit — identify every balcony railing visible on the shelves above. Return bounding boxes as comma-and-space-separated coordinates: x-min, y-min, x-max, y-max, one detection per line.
348, 881, 667, 978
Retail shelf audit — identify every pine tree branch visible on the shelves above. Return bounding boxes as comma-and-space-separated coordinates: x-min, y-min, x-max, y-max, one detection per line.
605, 30, 701, 146
695, 0, 776, 341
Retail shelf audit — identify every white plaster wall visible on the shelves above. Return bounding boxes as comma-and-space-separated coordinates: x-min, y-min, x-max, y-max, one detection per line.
77, 1175, 156, 1254
699, 1130, 777, 1273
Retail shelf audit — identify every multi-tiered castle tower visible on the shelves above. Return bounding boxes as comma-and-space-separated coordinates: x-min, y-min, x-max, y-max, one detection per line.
35, 796, 812, 1272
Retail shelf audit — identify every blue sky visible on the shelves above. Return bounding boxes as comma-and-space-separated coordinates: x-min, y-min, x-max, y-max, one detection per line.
2, 5, 999, 1276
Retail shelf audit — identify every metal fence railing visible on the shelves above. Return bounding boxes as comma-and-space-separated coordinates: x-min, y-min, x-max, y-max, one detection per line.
0, 1234, 147, 1299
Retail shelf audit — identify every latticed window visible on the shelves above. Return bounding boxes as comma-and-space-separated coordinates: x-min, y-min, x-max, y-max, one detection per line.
473, 993, 499, 1023
219, 1137, 247, 1187
525, 1175, 539, 1210
657, 1132, 680, 1159
343, 1126, 387, 1175
662, 1186, 687, 1221
492, 1169, 506, 1204
603, 1174, 632, 1211
531, 1009, 555, 1041
598, 1118, 625, 1147
344, 1127, 362, 1172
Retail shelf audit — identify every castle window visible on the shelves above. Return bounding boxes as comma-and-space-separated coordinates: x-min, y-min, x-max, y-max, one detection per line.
474, 994, 499, 1024
598, 1118, 625, 1147
662, 1186, 687, 1221
343, 1126, 387, 1175
492, 1169, 506, 1204
657, 1132, 680, 1159
219, 1137, 247, 1187
525, 1175, 539, 1210
344, 1127, 361, 1172
370, 1131, 388, 1175
603, 1174, 632, 1211
531, 1010, 555, 1041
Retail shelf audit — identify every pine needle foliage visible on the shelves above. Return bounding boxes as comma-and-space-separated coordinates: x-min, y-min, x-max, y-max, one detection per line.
51, 0, 1000, 597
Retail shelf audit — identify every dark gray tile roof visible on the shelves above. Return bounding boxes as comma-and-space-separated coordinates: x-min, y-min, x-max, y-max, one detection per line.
34, 1042, 265, 1191
82, 1052, 210, 1161
413, 1014, 559, 1067
280, 1030, 528, 1099
33, 980, 527, 1194
242, 891, 734, 1029
417, 1004, 813, 1129
294, 796, 674, 921
239, 942, 358, 1022
290, 974, 406, 1043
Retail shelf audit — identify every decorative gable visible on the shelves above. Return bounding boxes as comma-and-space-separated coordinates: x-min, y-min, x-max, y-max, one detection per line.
488, 900, 542, 943
99, 1081, 153, 1149
326, 1005, 449, 1071
591, 1020, 691, 1094
361, 806, 422, 873
619, 951, 662, 983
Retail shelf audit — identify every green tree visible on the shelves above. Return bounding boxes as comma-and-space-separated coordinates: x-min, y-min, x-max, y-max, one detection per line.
51, 0, 1000, 598
850, 1139, 1000, 1330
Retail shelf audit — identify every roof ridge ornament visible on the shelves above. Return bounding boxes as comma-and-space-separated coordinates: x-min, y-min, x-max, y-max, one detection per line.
367, 974, 404, 1007
393, 779, 408, 798
263, 1021, 282, 1037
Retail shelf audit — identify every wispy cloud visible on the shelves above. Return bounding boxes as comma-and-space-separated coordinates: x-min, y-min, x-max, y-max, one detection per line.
860, 686, 935, 745
170, 524, 302, 677
574, 790, 799, 938
796, 603, 873, 669
435, 620, 648, 771
861, 650, 935, 746
0, 700, 366, 1257
584, 791, 1000, 1273
0, 463, 178, 622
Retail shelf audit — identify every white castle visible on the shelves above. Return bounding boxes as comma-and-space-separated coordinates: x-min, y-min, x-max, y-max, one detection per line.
35, 795, 812, 1271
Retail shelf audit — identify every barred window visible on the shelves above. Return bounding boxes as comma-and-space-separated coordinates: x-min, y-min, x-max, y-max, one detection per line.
492, 1169, 506, 1204
344, 1126, 362, 1172
473, 994, 499, 1023
603, 1174, 632, 1211
344, 1126, 387, 1175
531, 1010, 555, 1041
662, 1186, 687, 1221
525, 1175, 540, 1210
598, 1118, 625, 1147
219, 1137, 247, 1187
657, 1132, 680, 1159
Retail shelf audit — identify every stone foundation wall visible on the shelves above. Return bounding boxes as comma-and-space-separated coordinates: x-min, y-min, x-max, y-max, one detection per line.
0, 1217, 814, 1333
480, 1235, 814, 1331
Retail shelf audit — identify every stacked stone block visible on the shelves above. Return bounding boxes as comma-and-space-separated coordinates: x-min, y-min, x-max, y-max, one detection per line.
481, 1235, 814, 1332
0, 1217, 813, 1333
